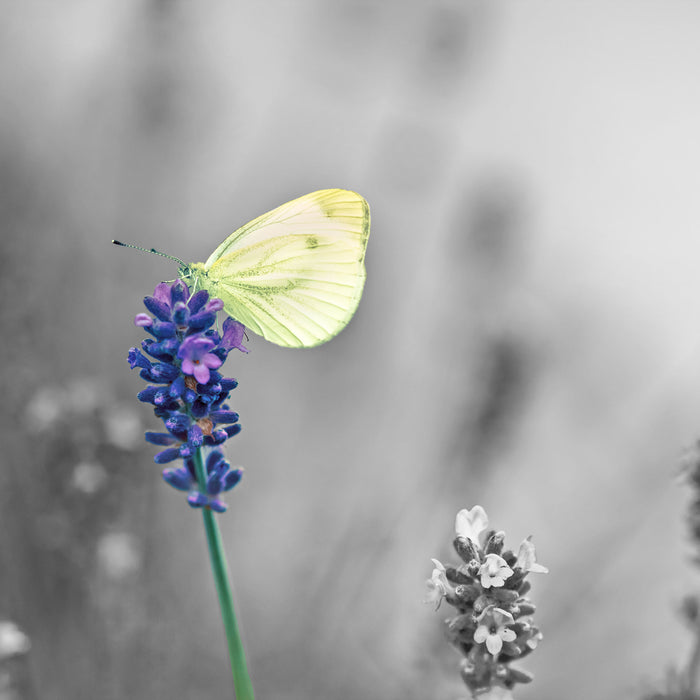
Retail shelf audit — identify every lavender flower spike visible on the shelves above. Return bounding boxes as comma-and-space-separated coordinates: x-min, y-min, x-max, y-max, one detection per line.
426, 505, 547, 697
128, 280, 247, 512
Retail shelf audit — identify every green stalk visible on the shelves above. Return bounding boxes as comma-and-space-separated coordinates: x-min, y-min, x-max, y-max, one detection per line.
192, 447, 255, 700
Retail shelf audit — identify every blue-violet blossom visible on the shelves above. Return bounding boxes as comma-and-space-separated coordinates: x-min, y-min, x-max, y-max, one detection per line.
128, 280, 247, 512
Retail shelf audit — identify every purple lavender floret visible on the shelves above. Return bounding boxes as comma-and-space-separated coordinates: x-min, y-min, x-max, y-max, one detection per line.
128, 280, 246, 512
163, 450, 243, 513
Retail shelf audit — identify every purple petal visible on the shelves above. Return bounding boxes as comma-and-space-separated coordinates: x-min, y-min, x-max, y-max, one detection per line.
128, 347, 151, 370
193, 364, 211, 384
224, 423, 241, 438
205, 298, 224, 313
206, 450, 225, 473
204, 429, 228, 446
134, 313, 153, 327
172, 301, 189, 326
223, 468, 243, 491
187, 492, 208, 508
187, 290, 210, 314
149, 362, 179, 382
137, 386, 159, 403
162, 468, 192, 491
169, 375, 186, 398
202, 353, 223, 370
145, 432, 178, 446
206, 473, 223, 495
220, 378, 238, 392
209, 410, 239, 425
165, 413, 190, 434
187, 311, 217, 332
154, 447, 181, 464
171, 280, 189, 304
181, 358, 195, 376
184, 457, 197, 481
151, 321, 176, 339
153, 282, 173, 306
143, 296, 172, 322
220, 318, 248, 353
208, 499, 228, 513
178, 335, 215, 361
187, 424, 204, 447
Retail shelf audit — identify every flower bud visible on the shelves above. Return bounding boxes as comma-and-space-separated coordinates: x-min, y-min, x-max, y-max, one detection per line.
516, 601, 536, 616
504, 666, 534, 684
446, 565, 471, 585
187, 290, 209, 314
491, 588, 519, 604
454, 536, 478, 562
484, 530, 506, 555
143, 296, 172, 322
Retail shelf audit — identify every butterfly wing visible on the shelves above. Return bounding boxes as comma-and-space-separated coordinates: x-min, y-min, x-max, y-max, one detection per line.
203, 189, 370, 348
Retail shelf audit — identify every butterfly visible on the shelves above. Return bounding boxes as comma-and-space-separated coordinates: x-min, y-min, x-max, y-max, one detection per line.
115, 189, 370, 348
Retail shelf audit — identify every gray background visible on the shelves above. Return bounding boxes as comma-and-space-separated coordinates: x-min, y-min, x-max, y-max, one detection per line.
2, 2, 700, 699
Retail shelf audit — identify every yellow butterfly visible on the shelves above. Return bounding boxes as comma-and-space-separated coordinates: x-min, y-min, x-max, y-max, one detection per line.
114, 189, 370, 348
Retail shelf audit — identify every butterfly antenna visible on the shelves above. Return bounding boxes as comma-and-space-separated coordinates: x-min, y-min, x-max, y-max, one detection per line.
112, 240, 186, 267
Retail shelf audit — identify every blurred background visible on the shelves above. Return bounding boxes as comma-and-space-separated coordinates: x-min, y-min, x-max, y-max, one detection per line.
2, 1, 700, 698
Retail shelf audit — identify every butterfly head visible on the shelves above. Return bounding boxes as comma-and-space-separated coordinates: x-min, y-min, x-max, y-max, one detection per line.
177, 263, 194, 286
177, 261, 207, 291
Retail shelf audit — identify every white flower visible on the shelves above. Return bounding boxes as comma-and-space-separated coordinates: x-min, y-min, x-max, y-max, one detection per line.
424, 558, 450, 610
479, 553, 513, 589
72, 461, 107, 494
526, 630, 543, 650
516, 536, 548, 574
0, 621, 30, 659
97, 532, 141, 579
473, 608, 516, 655
455, 505, 489, 545
103, 404, 143, 449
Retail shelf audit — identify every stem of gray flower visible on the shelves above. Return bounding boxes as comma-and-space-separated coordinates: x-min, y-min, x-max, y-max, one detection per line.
686, 622, 700, 694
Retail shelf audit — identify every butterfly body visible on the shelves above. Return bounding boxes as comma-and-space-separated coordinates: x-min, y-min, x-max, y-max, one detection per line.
178, 189, 370, 348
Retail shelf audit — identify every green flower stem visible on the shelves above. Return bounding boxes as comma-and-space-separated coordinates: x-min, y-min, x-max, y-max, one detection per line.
193, 447, 255, 700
